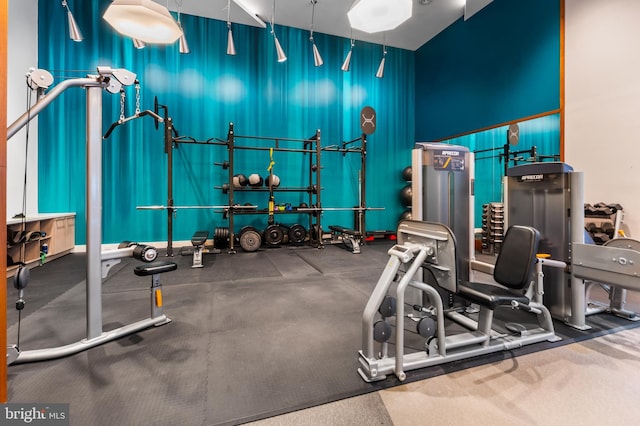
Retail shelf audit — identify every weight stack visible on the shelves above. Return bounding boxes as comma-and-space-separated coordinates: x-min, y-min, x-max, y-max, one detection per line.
481, 202, 504, 255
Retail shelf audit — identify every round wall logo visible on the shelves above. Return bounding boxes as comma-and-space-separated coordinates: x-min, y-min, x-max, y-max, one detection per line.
360, 106, 376, 135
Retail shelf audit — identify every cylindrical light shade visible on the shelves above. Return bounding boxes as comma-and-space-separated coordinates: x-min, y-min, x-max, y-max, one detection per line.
341, 49, 353, 72
178, 22, 190, 54
312, 43, 323, 67
67, 9, 83, 42
103, 0, 183, 44
227, 28, 236, 55
376, 56, 385, 78
133, 38, 146, 49
179, 33, 190, 54
274, 36, 287, 62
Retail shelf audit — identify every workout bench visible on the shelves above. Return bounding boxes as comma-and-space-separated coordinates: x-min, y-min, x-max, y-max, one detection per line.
191, 231, 208, 268
329, 225, 362, 254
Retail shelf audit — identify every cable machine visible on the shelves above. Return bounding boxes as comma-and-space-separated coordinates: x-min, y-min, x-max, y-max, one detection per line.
6, 67, 173, 364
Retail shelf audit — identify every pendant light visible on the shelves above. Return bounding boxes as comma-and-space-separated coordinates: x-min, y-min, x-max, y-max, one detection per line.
376, 40, 387, 79
176, 0, 190, 54
62, 0, 83, 42
270, 0, 286, 62
341, 38, 355, 72
133, 38, 146, 49
227, 0, 236, 55
309, 1, 323, 67
103, 0, 183, 44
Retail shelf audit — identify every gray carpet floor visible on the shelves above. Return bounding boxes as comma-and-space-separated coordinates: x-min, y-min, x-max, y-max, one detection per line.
5, 241, 640, 425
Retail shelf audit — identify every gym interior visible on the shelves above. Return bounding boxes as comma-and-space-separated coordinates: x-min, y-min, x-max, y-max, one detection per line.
3, 0, 640, 425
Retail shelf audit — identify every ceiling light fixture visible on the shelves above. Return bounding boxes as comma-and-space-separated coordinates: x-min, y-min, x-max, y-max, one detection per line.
309, 1, 323, 67
133, 38, 146, 49
103, 0, 183, 44
226, 0, 236, 55
348, 0, 412, 34
341, 38, 355, 72
270, 0, 287, 62
62, 0, 83, 42
176, 0, 190, 54
232, 0, 267, 28
376, 38, 387, 79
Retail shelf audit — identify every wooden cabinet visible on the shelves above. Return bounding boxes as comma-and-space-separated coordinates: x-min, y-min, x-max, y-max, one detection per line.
6, 213, 75, 276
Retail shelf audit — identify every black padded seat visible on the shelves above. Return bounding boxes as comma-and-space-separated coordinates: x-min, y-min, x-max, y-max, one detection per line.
457, 282, 530, 310
134, 261, 178, 277
329, 225, 362, 237
457, 225, 540, 310
191, 231, 208, 246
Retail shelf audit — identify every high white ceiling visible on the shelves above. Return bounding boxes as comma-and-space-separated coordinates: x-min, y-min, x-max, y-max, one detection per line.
161, 0, 493, 51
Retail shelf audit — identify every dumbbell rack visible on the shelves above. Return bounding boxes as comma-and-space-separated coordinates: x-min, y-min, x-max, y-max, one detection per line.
481, 202, 504, 255
219, 123, 323, 252
584, 202, 624, 245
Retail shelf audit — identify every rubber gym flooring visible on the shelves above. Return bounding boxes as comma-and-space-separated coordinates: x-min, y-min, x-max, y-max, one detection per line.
6, 241, 640, 425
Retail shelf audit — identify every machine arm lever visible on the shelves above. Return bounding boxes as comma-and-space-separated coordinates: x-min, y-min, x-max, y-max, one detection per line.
103, 110, 164, 139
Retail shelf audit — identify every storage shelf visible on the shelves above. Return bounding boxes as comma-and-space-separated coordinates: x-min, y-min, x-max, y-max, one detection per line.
6, 213, 75, 276
221, 124, 323, 251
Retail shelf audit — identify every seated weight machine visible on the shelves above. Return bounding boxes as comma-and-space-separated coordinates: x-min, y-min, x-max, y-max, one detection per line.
358, 220, 560, 382
6, 67, 177, 364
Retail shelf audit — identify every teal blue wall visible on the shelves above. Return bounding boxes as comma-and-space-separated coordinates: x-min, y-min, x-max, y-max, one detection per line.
415, 0, 561, 141
37, 0, 415, 244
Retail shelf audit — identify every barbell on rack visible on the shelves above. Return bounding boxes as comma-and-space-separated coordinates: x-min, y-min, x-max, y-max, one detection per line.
136, 205, 258, 210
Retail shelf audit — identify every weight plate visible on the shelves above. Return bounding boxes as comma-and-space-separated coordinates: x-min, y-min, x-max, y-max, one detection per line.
378, 296, 397, 318
264, 225, 284, 246
416, 316, 437, 339
288, 224, 307, 245
214, 227, 230, 248
373, 320, 392, 343
239, 229, 262, 252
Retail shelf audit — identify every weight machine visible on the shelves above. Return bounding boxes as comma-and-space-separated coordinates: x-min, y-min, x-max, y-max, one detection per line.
358, 220, 559, 382
6, 67, 176, 364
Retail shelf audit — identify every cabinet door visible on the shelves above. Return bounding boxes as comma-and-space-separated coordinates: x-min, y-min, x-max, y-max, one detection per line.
64, 216, 75, 250
51, 216, 75, 254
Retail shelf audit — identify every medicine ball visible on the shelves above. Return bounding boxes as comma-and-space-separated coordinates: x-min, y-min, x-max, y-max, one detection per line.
233, 174, 249, 188
402, 166, 412, 182
400, 184, 412, 207
265, 174, 280, 187
248, 173, 264, 187
399, 210, 412, 221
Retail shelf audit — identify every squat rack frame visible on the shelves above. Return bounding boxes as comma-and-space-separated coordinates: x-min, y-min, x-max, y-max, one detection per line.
142, 113, 323, 254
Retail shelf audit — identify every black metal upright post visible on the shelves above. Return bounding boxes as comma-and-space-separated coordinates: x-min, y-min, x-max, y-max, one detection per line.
164, 116, 175, 256
227, 123, 236, 253
360, 133, 367, 242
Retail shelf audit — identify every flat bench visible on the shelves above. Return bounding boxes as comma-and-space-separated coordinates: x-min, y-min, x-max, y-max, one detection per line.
191, 231, 209, 268
329, 225, 361, 254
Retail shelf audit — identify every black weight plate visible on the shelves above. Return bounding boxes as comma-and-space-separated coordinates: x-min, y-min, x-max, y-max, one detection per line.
264, 225, 284, 246
288, 224, 307, 245
417, 316, 437, 339
378, 296, 397, 318
373, 320, 392, 343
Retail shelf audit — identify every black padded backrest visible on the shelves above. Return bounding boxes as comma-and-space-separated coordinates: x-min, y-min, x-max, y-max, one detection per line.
493, 225, 540, 290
